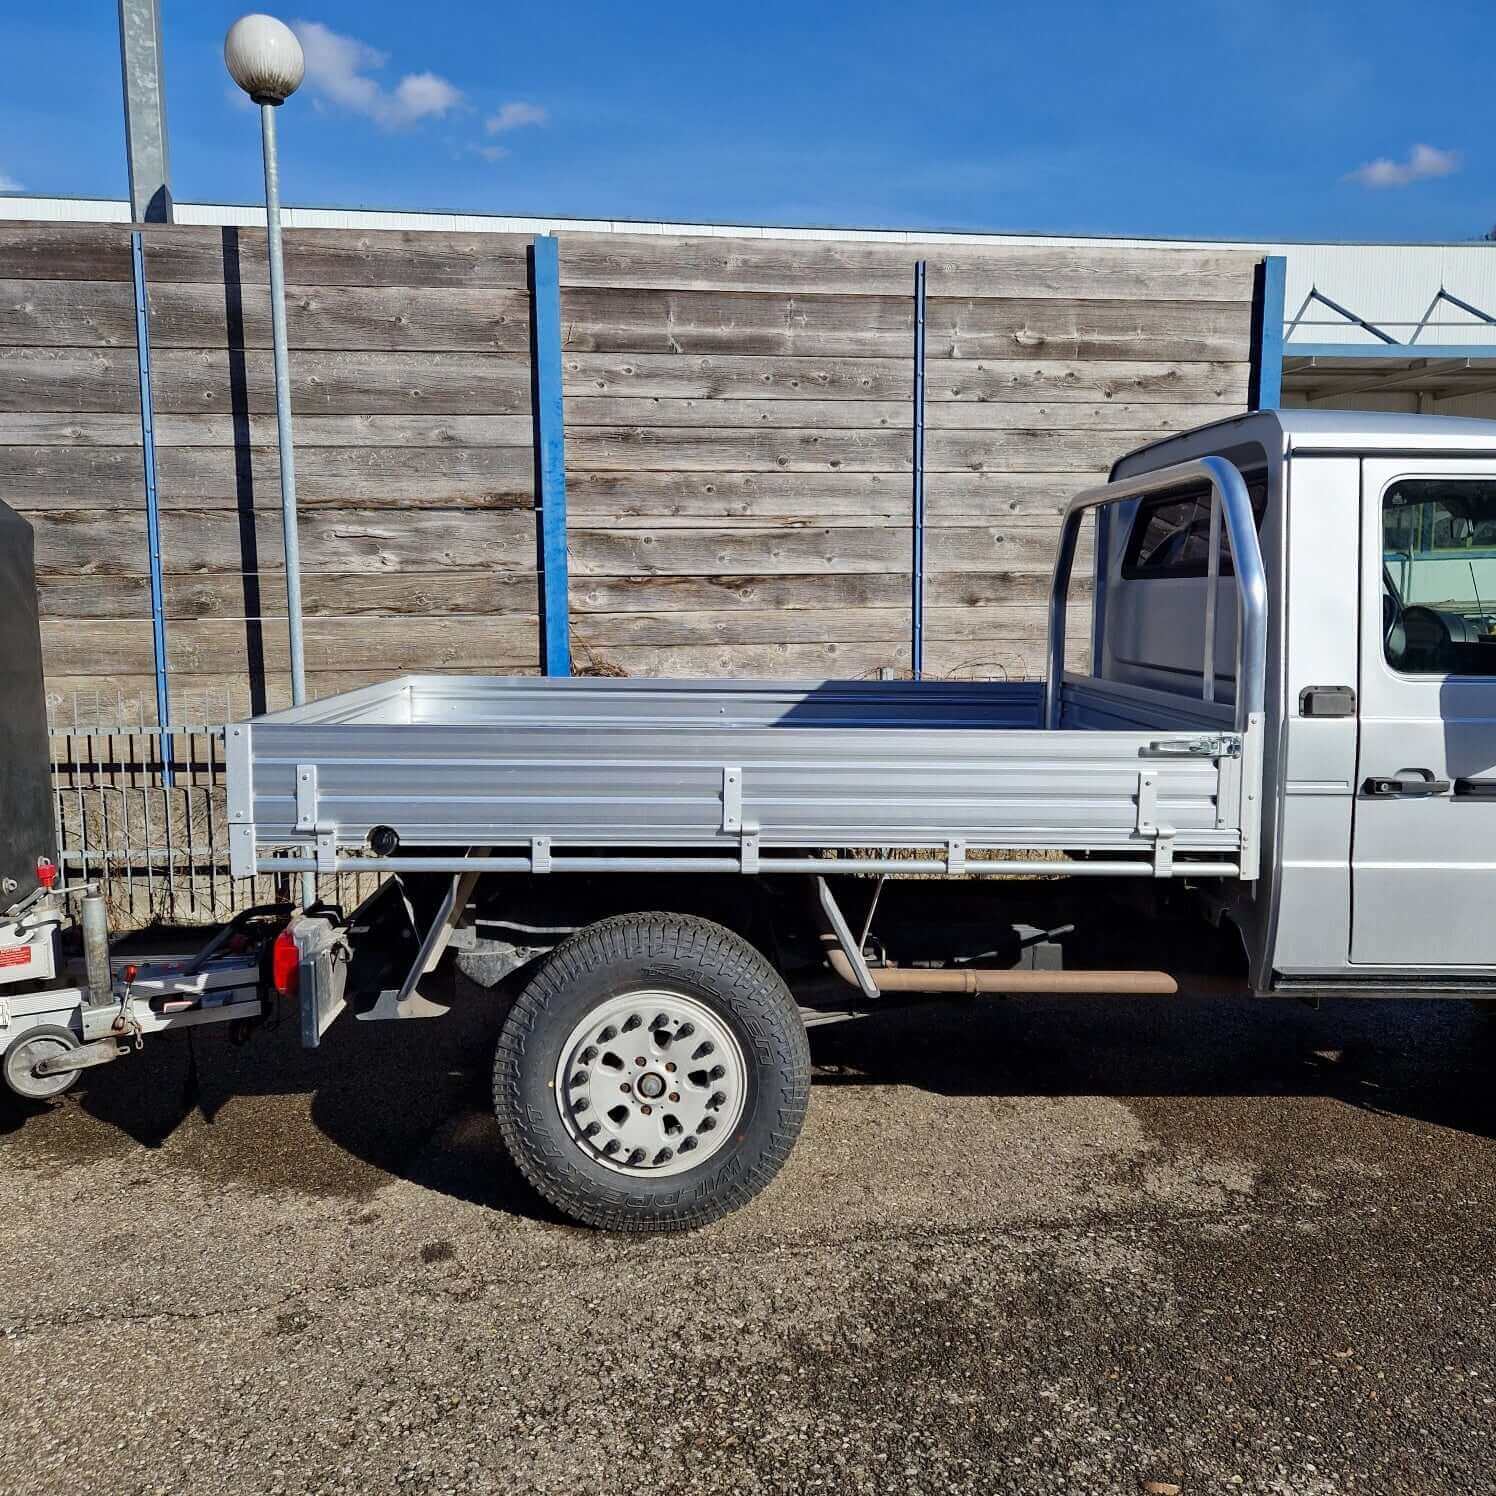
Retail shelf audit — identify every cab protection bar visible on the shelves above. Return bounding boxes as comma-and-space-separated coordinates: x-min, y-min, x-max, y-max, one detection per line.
1045, 455, 1268, 733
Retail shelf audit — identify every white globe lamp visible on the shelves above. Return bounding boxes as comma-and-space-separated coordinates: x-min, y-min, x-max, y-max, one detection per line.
224, 14, 305, 105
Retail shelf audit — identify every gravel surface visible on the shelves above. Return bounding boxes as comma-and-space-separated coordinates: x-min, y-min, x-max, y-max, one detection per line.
3, 985, 1496, 1494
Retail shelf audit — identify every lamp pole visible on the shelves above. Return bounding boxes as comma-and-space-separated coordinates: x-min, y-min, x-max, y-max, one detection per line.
224, 14, 307, 707
225, 15, 313, 906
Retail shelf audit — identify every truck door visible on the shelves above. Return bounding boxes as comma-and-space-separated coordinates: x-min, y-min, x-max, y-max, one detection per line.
1352, 459, 1496, 966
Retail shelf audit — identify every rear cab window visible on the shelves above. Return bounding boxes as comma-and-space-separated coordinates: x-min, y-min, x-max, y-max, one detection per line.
1122, 478, 1268, 579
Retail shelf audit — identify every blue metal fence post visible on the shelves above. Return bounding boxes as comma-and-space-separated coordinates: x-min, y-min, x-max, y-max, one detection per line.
130, 230, 172, 783
911, 260, 927, 679
1250, 254, 1287, 411
529, 234, 571, 676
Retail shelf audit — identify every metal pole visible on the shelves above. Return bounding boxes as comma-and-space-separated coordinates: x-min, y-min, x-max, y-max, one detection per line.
259, 102, 307, 708
258, 102, 313, 908
117, 0, 173, 223
129, 231, 172, 786
530, 235, 572, 676
911, 260, 927, 680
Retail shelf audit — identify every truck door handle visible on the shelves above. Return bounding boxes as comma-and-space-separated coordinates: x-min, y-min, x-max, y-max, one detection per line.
1453, 777, 1496, 799
1363, 774, 1451, 798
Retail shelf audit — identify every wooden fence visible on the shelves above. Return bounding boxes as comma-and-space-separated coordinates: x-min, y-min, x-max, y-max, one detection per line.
0, 219, 1262, 719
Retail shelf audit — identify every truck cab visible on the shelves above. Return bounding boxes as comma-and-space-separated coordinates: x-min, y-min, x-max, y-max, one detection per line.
1104, 408, 1496, 993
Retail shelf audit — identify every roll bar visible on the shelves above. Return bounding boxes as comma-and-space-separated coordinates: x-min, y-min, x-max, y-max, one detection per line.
1044, 455, 1268, 732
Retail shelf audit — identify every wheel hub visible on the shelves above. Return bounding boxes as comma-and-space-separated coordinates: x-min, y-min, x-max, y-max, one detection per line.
4, 1027, 80, 1101
553, 989, 747, 1177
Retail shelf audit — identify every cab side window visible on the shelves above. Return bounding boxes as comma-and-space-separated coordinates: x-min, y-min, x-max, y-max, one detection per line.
1383, 479, 1496, 677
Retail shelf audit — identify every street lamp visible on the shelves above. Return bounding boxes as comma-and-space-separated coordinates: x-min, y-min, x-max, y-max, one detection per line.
224, 14, 307, 708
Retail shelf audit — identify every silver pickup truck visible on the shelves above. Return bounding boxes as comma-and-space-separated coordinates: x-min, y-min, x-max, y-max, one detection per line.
11, 408, 1496, 1232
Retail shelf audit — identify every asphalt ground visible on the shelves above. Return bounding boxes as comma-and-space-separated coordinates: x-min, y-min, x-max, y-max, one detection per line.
4, 983, 1496, 1495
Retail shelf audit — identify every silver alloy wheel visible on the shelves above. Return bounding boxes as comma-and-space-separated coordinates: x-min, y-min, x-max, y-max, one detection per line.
553, 989, 748, 1177
3, 1028, 80, 1101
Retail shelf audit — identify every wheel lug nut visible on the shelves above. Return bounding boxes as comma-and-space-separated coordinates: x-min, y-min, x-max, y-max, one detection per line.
668, 1092, 680, 1103
665, 1062, 676, 1073
604, 1139, 620, 1155
641, 1104, 653, 1116
634, 1056, 646, 1066
620, 1082, 631, 1093
584, 1121, 601, 1137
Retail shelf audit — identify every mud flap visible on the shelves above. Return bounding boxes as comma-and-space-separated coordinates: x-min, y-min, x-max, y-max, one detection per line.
351, 863, 486, 1026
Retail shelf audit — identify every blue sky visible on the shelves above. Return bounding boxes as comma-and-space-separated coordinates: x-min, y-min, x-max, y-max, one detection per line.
4, 1, 1493, 241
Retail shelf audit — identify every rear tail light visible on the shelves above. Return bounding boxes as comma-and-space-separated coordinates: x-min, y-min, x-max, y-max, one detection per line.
271, 928, 300, 998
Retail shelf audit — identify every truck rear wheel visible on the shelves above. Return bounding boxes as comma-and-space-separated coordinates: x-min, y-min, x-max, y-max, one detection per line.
493, 912, 810, 1231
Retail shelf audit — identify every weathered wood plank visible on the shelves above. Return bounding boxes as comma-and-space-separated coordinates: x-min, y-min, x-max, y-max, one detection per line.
143, 225, 531, 288
568, 521, 1076, 577
0, 279, 530, 351
41, 616, 542, 675
561, 397, 1227, 434
33, 566, 1076, 626
35, 571, 540, 620
566, 352, 1247, 404
0, 347, 533, 416
42, 670, 541, 728
0, 446, 533, 503
559, 233, 1259, 301
0, 412, 534, 446
563, 425, 1136, 474
559, 288, 1253, 361
566, 639, 1042, 680
566, 603, 1049, 649
565, 469, 1099, 521
0, 219, 529, 289
31, 512, 1071, 579
31, 508, 537, 576
11, 466, 1099, 518
0, 222, 134, 282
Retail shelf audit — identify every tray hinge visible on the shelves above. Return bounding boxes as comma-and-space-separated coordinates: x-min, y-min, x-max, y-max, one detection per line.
721, 766, 742, 832
226, 725, 257, 877
296, 764, 339, 872
531, 835, 552, 874
947, 838, 967, 876
1136, 770, 1177, 876
740, 832, 760, 875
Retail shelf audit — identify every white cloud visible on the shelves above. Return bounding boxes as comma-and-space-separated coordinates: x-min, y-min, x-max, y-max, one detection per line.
471, 144, 509, 163
292, 20, 464, 128
486, 101, 548, 134
1346, 143, 1461, 189
0, 171, 22, 193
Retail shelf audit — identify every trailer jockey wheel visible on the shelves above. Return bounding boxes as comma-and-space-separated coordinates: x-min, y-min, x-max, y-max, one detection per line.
3, 1026, 81, 1101
493, 912, 811, 1232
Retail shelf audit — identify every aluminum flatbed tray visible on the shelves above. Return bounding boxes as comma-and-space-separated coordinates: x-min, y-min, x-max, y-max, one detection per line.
226, 675, 1249, 881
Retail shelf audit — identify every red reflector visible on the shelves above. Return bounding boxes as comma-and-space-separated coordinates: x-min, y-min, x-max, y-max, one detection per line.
271, 929, 299, 998
35, 858, 57, 890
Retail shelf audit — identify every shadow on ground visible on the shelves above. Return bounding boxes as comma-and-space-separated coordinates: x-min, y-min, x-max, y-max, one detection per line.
5, 975, 1495, 1218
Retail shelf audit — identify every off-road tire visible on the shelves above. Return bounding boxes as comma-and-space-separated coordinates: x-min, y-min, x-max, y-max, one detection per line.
493, 912, 810, 1231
